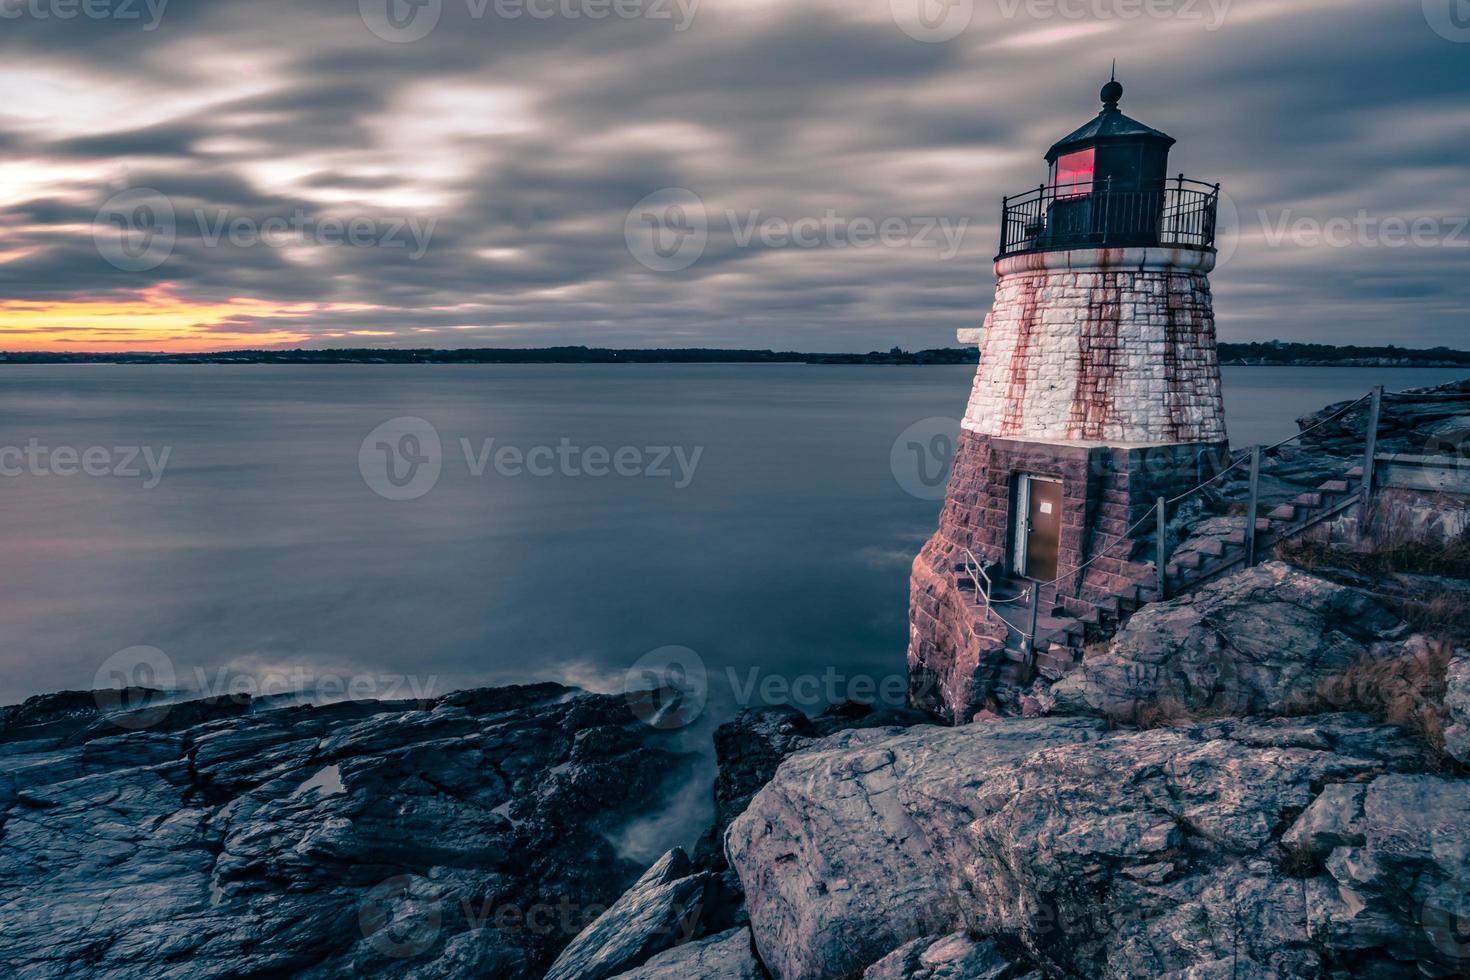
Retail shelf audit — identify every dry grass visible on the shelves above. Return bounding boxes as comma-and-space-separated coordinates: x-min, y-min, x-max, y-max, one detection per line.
1277, 531, 1470, 581
1279, 837, 1323, 879
1276, 532, 1470, 644
1105, 696, 1205, 731
1393, 589, 1470, 642
1309, 638, 1457, 769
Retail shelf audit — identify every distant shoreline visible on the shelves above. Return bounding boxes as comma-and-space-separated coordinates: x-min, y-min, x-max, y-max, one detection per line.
2, 343, 1469, 368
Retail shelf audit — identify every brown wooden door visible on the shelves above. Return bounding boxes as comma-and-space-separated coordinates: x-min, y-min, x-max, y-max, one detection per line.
1025, 478, 1062, 581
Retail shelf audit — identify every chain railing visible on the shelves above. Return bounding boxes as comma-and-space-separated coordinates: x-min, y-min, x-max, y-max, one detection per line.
1027, 386, 1387, 611
960, 381, 1467, 660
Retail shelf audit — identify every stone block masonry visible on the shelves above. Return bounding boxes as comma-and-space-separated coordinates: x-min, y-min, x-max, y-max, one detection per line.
965, 250, 1227, 446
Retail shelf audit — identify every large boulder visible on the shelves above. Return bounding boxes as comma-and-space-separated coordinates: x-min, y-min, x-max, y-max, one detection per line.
724, 717, 1109, 979
609, 928, 764, 979
727, 712, 1461, 979
1052, 561, 1407, 721
694, 702, 932, 871
544, 848, 721, 980
1445, 651, 1470, 767
0, 683, 692, 978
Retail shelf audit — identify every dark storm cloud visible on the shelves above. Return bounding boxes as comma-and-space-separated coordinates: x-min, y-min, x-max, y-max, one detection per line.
1, 0, 1467, 350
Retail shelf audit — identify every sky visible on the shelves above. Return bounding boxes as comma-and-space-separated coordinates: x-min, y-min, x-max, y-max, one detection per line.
0, 0, 1466, 353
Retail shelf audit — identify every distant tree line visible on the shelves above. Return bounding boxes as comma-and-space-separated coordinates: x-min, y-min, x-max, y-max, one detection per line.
2, 342, 1466, 367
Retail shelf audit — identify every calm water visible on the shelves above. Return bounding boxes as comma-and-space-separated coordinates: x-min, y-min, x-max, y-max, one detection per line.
3, 364, 1466, 711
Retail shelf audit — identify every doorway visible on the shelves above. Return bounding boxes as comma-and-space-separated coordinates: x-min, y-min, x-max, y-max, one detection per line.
1015, 475, 1063, 581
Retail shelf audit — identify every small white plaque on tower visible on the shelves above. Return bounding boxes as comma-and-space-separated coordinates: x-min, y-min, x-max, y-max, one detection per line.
956, 328, 986, 347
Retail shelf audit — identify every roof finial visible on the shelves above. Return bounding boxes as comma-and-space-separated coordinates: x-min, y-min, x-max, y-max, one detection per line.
1101, 64, 1122, 111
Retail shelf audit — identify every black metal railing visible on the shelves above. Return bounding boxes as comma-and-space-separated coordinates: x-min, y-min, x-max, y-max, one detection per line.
999, 175, 1220, 258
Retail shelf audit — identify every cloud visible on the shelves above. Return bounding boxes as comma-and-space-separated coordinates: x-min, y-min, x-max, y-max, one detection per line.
0, 0, 1465, 350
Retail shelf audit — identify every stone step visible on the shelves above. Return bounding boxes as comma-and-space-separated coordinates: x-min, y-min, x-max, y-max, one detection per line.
1319, 479, 1350, 495
1347, 465, 1364, 478
1196, 538, 1226, 557
1293, 492, 1324, 508
1267, 504, 1298, 521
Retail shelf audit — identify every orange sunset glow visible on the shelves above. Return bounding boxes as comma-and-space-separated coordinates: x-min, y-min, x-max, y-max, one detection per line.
0, 285, 377, 352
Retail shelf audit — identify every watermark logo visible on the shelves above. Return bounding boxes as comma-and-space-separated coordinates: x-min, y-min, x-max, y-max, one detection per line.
361, 418, 704, 501
728, 666, 914, 710
94, 188, 176, 272
623, 645, 708, 730
94, 191, 437, 271
993, 0, 1230, 31
1425, 429, 1470, 471
1424, 0, 1470, 42
0, 0, 169, 30
1422, 889, 1470, 963
360, 0, 442, 42
1256, 209, 1470, 250
891, 0, 974, 42
0, 440, 171, 488
1211, 186, 1240, 269
359, 875, 443, 959
461, 437, 702, 487
360, 0, 697, 42
891, 416, 961, 500
625, 188, 708, 272
93, 645, 176, 730
728, 210, 969, 260
360, 417, 443, 501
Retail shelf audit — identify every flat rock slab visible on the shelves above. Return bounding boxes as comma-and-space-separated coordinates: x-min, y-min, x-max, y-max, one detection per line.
727, 712, 1462, 979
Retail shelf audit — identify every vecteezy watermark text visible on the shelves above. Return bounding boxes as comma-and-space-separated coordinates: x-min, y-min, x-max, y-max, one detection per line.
0, 440, 170, 488
728, 210, 969, 260
359, 417, 704, 501
1258, 210, 1470, 250
358, 0, 699, 43
994, 0, 1230, 31
890, 0, 1228, 43
93, 188, 437, 272
0, 0, 168, 29
624, 188, 971, 273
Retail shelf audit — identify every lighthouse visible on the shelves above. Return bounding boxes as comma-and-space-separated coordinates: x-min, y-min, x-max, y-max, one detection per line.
909, 78, 1230, 723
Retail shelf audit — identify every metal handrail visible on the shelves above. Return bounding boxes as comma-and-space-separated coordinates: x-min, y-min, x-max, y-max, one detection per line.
961, 548, 1035, 649
999, 174, 1220, 258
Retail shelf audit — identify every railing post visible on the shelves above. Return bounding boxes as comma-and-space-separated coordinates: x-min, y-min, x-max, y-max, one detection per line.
1026, 585, 1041, 664
1155, 496, 1169, 600
1359, 385, 1384, 534
1245, 445, 1262, 567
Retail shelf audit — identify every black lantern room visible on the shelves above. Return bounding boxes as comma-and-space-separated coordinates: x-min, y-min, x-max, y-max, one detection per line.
1046, 77, 1173, 197
998, 78, 1220, 258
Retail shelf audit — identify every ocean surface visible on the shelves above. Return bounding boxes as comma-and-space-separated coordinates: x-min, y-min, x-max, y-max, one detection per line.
3, 364, 1466, 715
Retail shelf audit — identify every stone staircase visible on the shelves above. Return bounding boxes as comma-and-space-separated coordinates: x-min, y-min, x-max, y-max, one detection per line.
957, 464, 1367, 686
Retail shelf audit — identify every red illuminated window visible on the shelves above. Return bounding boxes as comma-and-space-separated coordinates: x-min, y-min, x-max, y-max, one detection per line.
1054, 148, 1094, 197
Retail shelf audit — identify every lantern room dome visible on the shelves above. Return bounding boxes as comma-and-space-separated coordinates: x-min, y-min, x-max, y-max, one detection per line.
1045, 80, 1175, 164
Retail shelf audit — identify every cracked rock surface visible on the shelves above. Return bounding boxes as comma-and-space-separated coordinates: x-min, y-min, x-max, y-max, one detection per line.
727, 712, 1466, 979
1051, 561, 1409, 719
0, 683, 691, 978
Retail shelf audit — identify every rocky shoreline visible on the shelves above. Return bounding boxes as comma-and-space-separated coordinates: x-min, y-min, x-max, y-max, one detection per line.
5, 384, 1468, 979
6, 559, 1468, 979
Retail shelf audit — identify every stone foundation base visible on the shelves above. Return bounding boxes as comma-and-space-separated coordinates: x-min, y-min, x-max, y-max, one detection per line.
908, 429, 1228, 722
